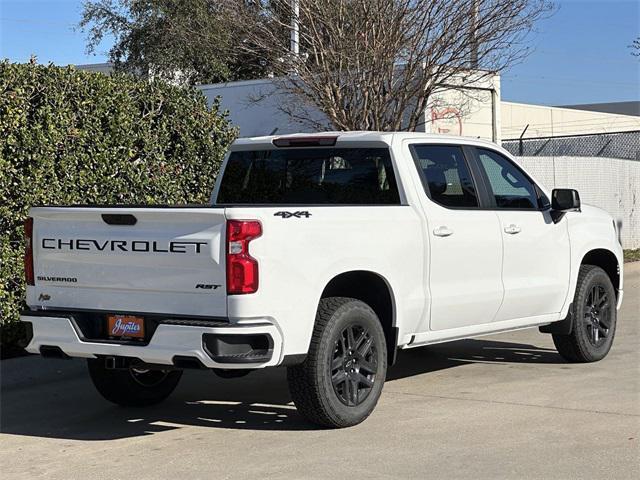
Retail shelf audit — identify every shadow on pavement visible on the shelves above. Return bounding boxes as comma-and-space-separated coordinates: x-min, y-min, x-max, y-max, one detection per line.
388, 338, 561, 381
1, 338, 563, 440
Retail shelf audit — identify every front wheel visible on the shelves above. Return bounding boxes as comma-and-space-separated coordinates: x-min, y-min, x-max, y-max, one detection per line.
553, 265, 617, 363
87, 359, 182, 407
287, 297, 387, 428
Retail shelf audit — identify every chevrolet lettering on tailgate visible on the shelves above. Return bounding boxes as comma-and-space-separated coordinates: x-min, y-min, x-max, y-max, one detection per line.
41, 238, 208, 254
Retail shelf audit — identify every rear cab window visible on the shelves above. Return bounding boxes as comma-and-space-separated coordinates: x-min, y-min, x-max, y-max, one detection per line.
216, 147, 401, 205
410, 145, 479, 208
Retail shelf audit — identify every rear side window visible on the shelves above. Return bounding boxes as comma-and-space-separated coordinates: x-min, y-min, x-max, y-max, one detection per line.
412, 145, 478, 208
216, 148, 400, 205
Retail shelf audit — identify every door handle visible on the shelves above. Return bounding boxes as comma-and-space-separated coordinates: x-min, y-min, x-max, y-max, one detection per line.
433, 226, 453, 237
504, 224, 521, 234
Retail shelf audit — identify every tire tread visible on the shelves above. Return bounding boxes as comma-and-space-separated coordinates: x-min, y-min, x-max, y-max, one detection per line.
87, 359, 182, 407
553, 264, 616, 363
287, 297, 386, 428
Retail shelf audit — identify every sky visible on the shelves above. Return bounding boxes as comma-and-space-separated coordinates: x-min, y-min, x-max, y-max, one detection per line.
0, 0, 638, 106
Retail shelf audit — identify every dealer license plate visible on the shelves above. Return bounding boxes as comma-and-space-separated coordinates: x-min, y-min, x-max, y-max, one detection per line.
107, 314, 145, 339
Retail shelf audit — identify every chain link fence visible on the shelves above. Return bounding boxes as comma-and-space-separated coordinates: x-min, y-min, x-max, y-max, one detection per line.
502, 130, 640, 161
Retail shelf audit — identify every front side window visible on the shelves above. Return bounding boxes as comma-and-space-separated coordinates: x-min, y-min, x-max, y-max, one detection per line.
412, 145, 478, 208
216, 147, 400, 205
476, 148, 539, 209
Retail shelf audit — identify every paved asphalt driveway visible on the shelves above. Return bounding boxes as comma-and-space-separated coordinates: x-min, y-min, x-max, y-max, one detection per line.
1, 264, 638, 480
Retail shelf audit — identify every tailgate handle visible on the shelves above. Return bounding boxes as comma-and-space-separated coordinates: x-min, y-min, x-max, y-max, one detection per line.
101, 214, 137, 226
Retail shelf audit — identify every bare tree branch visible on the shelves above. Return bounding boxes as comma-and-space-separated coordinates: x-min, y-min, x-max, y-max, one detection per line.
225, 0, 554, 131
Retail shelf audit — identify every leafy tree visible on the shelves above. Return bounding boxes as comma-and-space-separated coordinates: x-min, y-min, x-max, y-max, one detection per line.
80, 0, 271, 84
0, 61, 236, 352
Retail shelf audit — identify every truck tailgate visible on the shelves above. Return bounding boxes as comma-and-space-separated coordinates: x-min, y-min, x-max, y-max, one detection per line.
28, 207, 227, 317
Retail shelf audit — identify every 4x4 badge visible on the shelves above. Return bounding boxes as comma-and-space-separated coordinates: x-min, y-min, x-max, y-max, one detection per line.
274, 211, 312, 219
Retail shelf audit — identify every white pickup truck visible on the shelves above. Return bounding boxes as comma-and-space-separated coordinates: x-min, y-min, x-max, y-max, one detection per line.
21, 132, 624, 427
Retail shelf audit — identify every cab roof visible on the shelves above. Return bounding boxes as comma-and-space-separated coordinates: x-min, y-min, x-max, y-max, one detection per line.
231, 131, 501, 150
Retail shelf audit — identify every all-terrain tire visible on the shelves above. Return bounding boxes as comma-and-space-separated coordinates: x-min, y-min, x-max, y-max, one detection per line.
553, 265, 617, 363
87, 359, 182, 407
287, 297, 387, 428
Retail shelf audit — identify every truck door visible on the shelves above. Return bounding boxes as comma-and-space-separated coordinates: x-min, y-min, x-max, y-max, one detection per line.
471, 147, 571, 321
409, 144, 504, 331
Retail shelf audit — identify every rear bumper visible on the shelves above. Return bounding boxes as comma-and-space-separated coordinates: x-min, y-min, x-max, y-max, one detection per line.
21, 312, 283, 369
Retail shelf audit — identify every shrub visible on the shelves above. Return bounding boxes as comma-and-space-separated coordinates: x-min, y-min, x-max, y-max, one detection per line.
0, 61, 236, 351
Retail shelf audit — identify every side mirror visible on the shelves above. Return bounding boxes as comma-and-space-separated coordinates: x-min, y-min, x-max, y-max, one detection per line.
552, 189, 581, 211
551, 189, 580, 223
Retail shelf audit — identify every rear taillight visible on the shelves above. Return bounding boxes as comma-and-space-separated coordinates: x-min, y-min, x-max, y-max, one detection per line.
24, 217, 34, 286
226, 220, 262, 294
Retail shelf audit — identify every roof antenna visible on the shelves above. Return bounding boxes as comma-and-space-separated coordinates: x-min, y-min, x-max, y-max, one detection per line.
270, 127, 279, 135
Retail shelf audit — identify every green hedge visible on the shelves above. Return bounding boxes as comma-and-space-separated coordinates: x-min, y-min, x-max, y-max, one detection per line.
0, 61, 236, 351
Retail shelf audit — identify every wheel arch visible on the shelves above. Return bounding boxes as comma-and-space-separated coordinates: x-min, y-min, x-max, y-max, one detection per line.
581, 248, 620, 294
320, 270, 398, 366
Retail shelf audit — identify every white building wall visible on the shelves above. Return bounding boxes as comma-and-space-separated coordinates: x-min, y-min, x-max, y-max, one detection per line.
199, 79, 329, 137
424, 76, 501, 141
198, 75, 500, 141
426, 88, 496, 140
502, 102, 640, 140
515, 156, 639, 249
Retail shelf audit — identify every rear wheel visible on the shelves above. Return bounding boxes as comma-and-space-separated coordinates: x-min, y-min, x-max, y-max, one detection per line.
87, 359, 182, 407
553, 265, 617, 363
287, 297, 387, 428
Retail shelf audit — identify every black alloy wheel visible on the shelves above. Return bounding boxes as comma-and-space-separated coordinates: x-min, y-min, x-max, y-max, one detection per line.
330, 324, 378, 407
583, 284, 611, 347
552, 265, 617, 363
287, 297, 388, 428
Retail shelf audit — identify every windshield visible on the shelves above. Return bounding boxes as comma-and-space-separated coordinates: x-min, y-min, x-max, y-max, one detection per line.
216, 147, 400, 205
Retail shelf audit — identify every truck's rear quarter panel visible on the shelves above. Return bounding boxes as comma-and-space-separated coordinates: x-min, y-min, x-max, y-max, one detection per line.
225, 205, 425, 357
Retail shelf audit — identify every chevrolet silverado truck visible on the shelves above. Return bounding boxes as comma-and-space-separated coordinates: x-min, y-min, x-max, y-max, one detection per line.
21, 132, 624, 428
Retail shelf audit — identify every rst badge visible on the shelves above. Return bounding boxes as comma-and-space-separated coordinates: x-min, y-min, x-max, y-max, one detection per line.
195, 284, 221, 290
